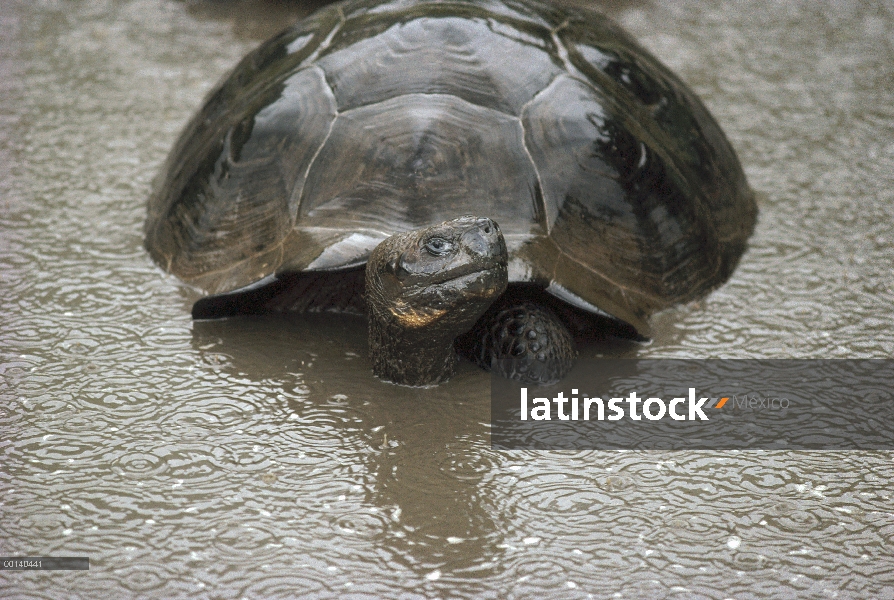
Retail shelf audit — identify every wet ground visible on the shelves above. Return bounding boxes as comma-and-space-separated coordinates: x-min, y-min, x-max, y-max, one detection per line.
1, 0, 893, 597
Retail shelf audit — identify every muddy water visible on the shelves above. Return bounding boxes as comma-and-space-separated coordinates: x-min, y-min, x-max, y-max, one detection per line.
2, 0, 893, 597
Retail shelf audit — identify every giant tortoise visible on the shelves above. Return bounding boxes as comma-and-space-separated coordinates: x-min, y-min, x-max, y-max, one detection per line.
145, 0, 757, 386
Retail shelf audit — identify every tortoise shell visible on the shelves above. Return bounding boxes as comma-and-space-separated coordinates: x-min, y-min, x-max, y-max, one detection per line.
145, 0, 757, 334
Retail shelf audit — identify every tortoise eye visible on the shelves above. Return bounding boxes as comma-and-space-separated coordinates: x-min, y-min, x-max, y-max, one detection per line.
424, 237, 453, 256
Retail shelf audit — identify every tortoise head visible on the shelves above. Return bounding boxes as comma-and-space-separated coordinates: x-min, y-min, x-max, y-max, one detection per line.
367, 216, 508, 333
365, 216, 508, 386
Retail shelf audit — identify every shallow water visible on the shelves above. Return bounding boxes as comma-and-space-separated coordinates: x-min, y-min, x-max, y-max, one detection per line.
1, 0, 893, 598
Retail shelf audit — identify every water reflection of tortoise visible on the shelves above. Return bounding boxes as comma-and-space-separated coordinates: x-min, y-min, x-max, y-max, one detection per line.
144, 0, 757, 387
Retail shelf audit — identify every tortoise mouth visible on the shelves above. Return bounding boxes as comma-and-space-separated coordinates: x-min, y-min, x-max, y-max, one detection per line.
445, 265, 508, 298
403, 262, 507, 295
396, 264, 508, 324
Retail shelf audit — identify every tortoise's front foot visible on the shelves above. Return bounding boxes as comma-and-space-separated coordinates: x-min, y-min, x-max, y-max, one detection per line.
459, 302, 576, 385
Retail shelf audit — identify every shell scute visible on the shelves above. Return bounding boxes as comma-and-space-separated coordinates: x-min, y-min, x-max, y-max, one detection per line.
296, 93, 544, 236
315, 12, 563, 114
147, 66, 337, 290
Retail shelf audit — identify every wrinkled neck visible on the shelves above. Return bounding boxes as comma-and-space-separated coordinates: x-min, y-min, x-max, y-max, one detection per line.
367, 311, 458, 387
365, 265, 463, 387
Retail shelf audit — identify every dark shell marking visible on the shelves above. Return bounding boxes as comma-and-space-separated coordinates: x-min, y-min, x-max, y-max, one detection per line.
146, 0, 756, 335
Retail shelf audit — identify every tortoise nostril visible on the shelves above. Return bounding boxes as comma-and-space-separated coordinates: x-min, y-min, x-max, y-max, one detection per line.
483, 226, 491, 234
